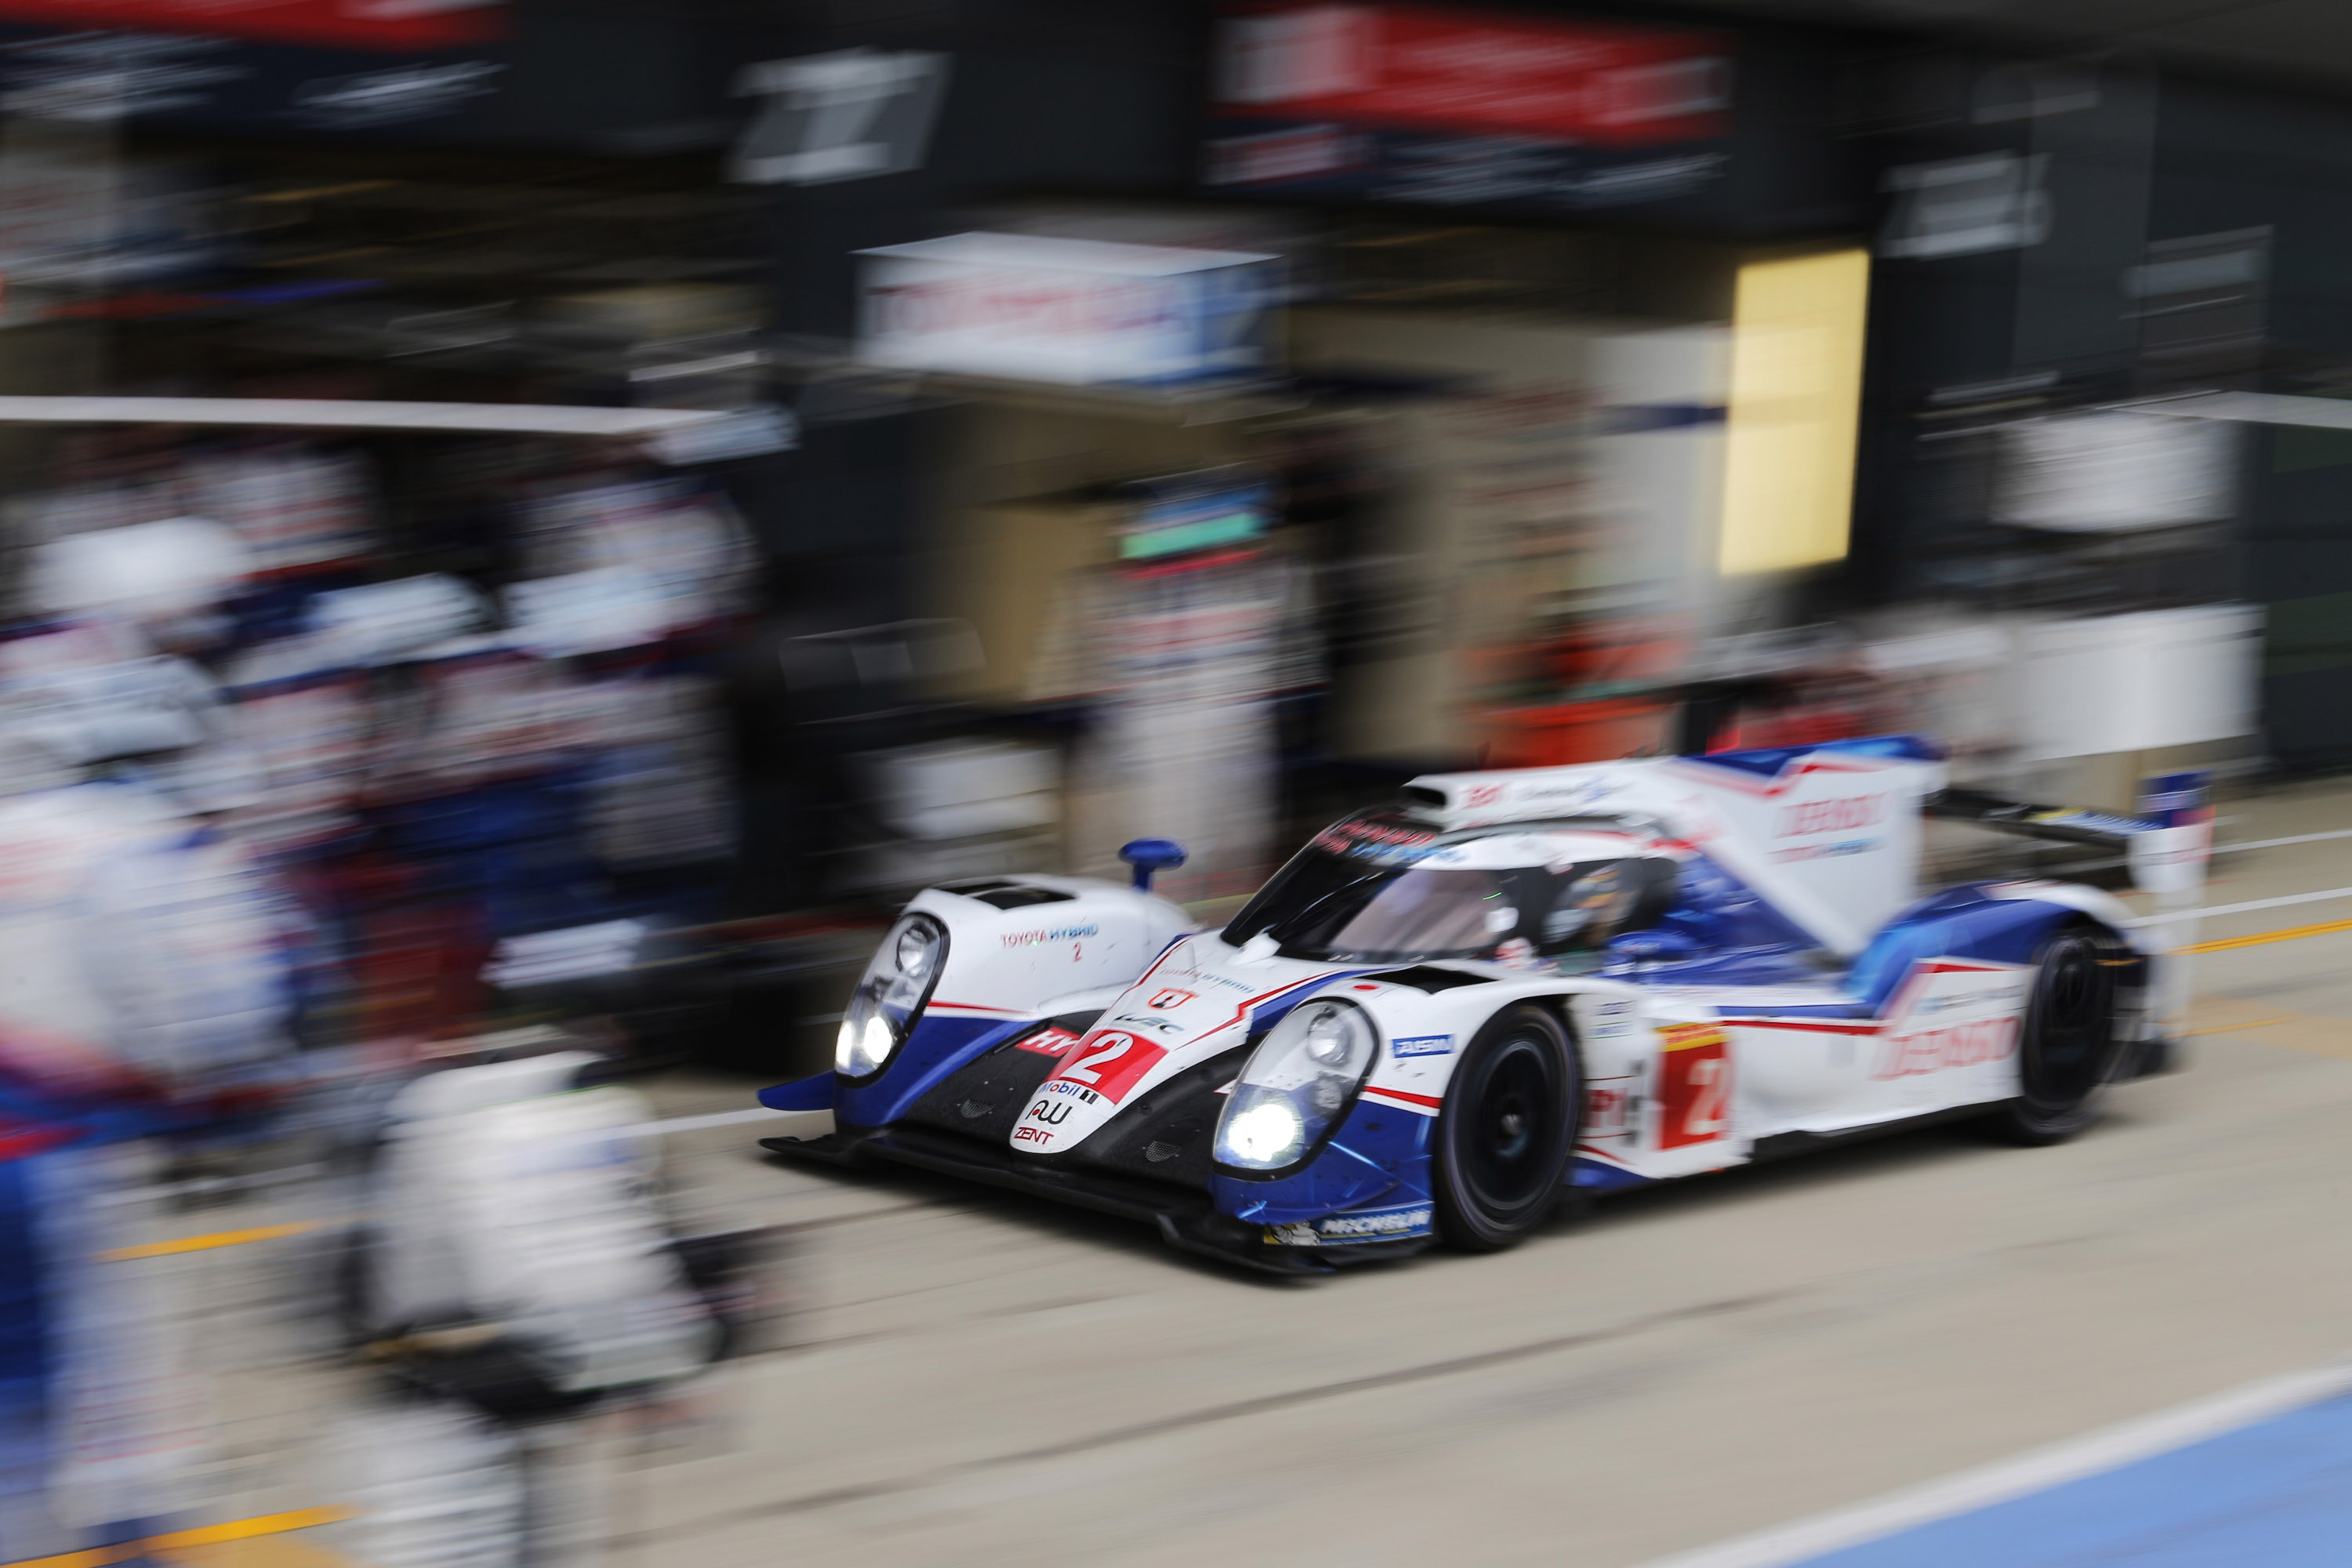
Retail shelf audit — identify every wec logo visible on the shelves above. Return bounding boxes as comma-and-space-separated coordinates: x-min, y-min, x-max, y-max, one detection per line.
1874, 1019, 2017, 1080
1777, 794, 1889, 837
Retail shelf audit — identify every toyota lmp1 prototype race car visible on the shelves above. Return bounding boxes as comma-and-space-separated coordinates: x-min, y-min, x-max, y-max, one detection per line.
755, 735, 2192, 1275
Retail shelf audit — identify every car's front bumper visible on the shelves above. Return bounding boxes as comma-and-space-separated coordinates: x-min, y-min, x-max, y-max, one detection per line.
760, 1123, 1429, 1276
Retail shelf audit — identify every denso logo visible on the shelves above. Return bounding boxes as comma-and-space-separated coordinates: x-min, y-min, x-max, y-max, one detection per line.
1874, 1019, 2017, 1080
1001, 924, 1099, 949
1777, 795, 1888, 837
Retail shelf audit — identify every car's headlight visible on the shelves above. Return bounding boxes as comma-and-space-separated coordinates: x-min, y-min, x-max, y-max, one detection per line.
836, 912, 948, 1079
1213, 997, 1379, 1171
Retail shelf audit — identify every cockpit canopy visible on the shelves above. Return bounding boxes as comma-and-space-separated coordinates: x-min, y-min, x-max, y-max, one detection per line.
1221, 811, 1678, 968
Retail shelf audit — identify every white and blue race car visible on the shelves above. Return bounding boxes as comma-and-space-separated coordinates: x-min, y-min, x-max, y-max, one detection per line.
756, 736, 2184, 1274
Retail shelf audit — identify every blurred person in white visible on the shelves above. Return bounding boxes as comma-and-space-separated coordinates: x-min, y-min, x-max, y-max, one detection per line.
506, 470, 748, 880
2, 517, 296, 1097
332, 1047, 725, 1568
512, 470, 756, 643
0, 518, 306, 1558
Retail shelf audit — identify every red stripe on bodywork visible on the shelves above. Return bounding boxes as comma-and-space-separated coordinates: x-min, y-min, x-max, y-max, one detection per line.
1722, 1018, 1884, 1035
1363, 1084, 1443, 1109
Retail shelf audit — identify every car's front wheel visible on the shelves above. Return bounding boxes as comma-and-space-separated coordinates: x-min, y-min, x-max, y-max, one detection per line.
1982, 924, 2125, 1145
1433, 1004, 1581, 1251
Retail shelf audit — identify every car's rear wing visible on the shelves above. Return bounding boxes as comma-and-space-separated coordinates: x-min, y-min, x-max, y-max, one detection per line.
1924, 789, 2160, 850
1924, 789, 2206, 894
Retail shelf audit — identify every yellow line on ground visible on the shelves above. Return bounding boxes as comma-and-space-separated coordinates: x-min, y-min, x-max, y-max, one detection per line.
2180, 1016, 2297, 1036
101, 1221, 317, 1261
2187, 915, 2352, 954
3, 1508, 351, 1568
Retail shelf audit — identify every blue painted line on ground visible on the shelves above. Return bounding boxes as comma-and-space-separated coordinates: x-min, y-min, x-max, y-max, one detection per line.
1798, 1392, 2352, 1566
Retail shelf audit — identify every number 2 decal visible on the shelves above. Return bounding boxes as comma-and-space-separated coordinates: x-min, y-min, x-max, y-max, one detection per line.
1047, 1029, 1165, 1104
1656, 1025, 1732, 1150
1682, 1058, 1727, 1139
1061, 1034, 1131, 1085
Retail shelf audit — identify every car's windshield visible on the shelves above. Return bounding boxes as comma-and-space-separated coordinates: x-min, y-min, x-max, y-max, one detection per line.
1222, 844, 1673, 966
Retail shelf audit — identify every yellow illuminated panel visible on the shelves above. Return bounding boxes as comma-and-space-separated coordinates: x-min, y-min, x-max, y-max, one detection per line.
1718, 248, 1871, 575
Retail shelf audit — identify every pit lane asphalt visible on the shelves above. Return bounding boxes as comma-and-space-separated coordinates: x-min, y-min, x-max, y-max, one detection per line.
626, 775, 2352, 1568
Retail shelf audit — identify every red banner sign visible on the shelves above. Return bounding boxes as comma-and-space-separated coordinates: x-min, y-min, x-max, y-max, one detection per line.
1215, 3, 1730, 149
0, 0, 503, 52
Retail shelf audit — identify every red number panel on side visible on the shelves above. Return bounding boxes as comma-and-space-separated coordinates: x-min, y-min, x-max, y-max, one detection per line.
1655, 1025, 1732, 1150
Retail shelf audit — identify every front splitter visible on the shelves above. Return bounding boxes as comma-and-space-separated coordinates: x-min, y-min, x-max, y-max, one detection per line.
760, 1123, 1428, 1277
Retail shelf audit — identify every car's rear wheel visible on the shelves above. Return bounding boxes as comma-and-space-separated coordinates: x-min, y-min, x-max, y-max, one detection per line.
1983, 924, 2125, 1146
1433, 1005, 1581, 1251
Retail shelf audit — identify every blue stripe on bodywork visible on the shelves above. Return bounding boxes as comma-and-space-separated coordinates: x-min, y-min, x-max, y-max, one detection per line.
1681, 734, 1945, 779
1211, 1091, 1431, 1226
1571, 1156, 1655, 1190
1247, 969, 1378, 1035
1844, 884, 2089, 1013
757, 1074, 836, 1112
837, 1013, 1039, 1127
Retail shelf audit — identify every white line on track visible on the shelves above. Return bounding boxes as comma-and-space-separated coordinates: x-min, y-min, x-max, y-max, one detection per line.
2125, 884, 2352, 926
2136, 884, 2352, 931
623, 1107, 800, 1137
1628, 1356, 2352, 1568
2217, 826, 2352, 855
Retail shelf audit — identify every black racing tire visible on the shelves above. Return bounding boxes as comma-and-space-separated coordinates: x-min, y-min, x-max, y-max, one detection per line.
1433, 1004, 1583, 1252
1981, 924, 2125, 1146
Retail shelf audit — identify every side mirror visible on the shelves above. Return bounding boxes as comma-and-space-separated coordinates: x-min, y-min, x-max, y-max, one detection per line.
1119, 838, 1187, 891
1606, 930, 1700, 970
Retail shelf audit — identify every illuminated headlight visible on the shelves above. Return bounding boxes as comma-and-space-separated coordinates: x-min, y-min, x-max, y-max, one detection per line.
1214, 998, 1378, 1172
835, 912, 948, 1080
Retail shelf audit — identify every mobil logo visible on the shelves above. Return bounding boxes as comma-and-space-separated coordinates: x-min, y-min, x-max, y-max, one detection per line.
1042, 1028, 1166, 1105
